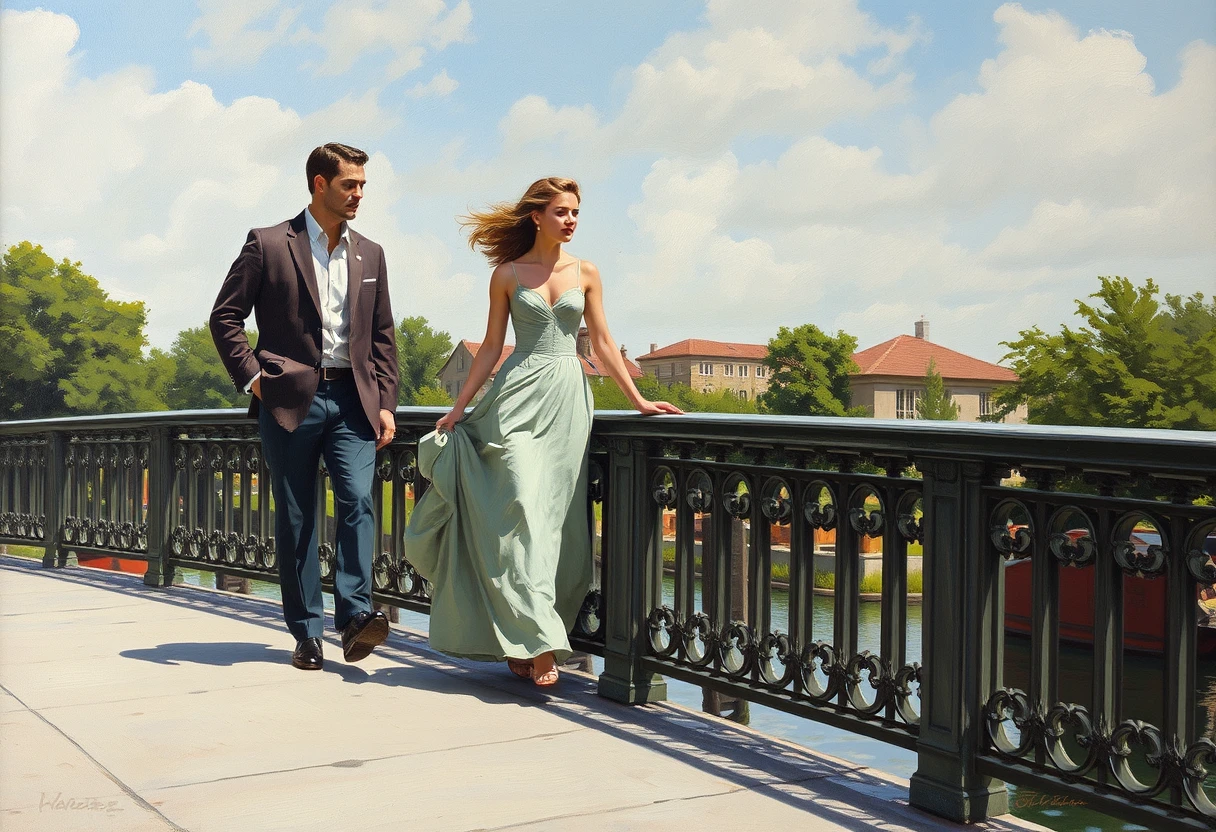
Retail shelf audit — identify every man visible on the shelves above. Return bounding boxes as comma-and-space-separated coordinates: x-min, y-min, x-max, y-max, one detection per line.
211, 143, 399, 670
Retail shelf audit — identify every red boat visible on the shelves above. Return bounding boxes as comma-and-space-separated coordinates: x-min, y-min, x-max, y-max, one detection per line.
1004, 529, 1216, 657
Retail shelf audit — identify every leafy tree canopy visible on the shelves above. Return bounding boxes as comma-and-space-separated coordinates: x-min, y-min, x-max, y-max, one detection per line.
989, 277, 1215, 430
758, 324, 865, 417
396, 316, 454, 406
0, 242, 166, 418
164, 324, 257, 410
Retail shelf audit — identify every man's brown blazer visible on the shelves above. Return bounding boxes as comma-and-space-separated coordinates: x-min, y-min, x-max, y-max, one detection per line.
210, 211, 399, 433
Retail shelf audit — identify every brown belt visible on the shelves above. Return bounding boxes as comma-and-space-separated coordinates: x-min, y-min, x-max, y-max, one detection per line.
320, 367, 353, 381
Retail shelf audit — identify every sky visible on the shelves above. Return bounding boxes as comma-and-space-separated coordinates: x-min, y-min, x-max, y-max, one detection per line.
1, 0, 1213, 363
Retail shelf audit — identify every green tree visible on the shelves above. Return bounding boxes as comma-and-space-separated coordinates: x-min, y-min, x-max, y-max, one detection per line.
164, 324, 258, 410
989, 277, 1216, 429
396, 316, 454, 405
916, 358, 959, 420
591, 375, 759, 413
758, 324, 865, 416
414, 385, 454, 406
0, 242, 167, 418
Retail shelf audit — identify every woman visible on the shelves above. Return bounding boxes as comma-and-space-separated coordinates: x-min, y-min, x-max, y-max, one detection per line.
404, 177, 681, 686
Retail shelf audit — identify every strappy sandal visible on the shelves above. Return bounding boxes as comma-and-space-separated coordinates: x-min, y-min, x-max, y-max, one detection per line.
506, 658, 533, 680
532, 665, 559, 687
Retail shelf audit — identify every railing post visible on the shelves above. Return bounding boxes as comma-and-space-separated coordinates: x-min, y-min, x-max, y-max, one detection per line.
909, 458, 1008, 821
143, 426, 177, 587
41, 430, 72, 568
597, 437, 667, 705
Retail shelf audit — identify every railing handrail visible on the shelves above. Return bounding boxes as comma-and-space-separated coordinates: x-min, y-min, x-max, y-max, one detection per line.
4, 408, 1213, 474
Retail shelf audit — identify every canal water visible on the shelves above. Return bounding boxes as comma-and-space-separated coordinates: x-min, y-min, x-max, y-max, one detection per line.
179, 569, 1214, 832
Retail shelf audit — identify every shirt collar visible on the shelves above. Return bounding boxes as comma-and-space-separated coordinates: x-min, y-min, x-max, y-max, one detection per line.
303, 207, 351, 248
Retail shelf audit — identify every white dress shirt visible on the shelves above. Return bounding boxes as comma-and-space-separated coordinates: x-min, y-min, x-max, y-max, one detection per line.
303, 207, 353, 369
245, 208, 355, 393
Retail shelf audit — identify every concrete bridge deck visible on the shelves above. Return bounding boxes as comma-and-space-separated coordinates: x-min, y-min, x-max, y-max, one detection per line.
0, 556, 1048, 832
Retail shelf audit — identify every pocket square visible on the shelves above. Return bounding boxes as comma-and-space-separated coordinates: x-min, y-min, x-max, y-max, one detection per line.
362, 278, 376, 283
356, 254, 363, 260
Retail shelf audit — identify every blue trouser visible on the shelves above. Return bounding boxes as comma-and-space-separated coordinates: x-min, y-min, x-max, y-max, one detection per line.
259, 377, 377, 641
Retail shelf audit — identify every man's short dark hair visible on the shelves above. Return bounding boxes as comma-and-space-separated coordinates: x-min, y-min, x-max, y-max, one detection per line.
306, 143, 369, 193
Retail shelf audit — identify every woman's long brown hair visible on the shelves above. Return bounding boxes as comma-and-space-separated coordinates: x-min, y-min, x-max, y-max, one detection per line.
460, 177, 581, 267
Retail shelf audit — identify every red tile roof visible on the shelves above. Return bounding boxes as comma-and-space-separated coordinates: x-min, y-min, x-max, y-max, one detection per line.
462, 340, 515, 374
636, 339, 768, 361
851, 335, 1017, 382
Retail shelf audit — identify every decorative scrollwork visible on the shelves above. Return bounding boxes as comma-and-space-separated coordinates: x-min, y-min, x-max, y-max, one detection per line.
756, 631, 796, 688
647, 606, 678, 657
1182, 738, 1216, 818
652, 475, 677, 508
242, 535, 258, 567
896, 513, 922, 543
719, 621, 752, 678
849, 506, 883, 537
1044, 702, 1098, 775
798, 640, 841, 702
722, 485, 751, 519
1112, 539, 1166, 578
685, 472, 713, 513
760, 479, 791, 525
1048, 530, 1095, 567
804, 498, 836, 530
845, 651, 891, 716
572, 589, 603, 639
1109, 720, 1171, 797
892, 662, 921, 726
985, 687, 1039, 758
991, 523, 1032, 557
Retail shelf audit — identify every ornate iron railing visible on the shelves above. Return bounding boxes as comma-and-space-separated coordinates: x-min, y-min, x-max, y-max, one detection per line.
1, 409, 1213, 829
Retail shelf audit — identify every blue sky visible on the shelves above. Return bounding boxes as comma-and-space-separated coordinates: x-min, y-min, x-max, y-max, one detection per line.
1, 1, 1213, 363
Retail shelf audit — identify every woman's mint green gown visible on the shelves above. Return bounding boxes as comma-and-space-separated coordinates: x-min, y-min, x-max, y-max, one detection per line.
404, 271, 594, 663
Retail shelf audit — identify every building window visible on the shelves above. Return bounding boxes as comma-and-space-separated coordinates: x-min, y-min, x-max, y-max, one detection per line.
723, 364, 734, 377
979, 392, 992, 417
756, 365, 768, 378
658, 364, 669, 378
457, 354, 465, 371
738, 389, 748, 400
896, 389, 921, 419
699, 362, 713, 375
739, 365, 749, 377
456, 380, 464, 395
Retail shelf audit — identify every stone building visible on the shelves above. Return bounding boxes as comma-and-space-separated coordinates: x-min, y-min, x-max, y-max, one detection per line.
637, 321, 1026, 422
848, 320, 1028, 423
437, 328, 643, 403
634, 339, 769, 402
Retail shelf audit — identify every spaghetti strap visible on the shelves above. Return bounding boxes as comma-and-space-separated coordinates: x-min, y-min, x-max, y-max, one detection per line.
576, 259, 582, 292
509, 262, 520, 291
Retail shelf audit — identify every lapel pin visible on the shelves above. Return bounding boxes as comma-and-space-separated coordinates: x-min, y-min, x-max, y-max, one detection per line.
356, 254, 362, 260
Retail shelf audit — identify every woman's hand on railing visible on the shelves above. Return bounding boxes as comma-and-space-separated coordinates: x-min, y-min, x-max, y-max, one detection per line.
634, 399, 683, 416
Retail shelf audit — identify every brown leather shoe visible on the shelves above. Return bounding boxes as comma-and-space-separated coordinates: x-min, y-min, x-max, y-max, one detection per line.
292, 637, 324, 670
340, 610, 389, 662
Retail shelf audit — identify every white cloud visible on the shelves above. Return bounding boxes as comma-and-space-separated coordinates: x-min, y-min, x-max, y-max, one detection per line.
407, 68, 458, 98
296, 0, 472, 80
0, 9, 449, 349
188, 0, 300, 68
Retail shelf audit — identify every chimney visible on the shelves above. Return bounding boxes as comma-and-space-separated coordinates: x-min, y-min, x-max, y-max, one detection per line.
576, 326, 591, 357
619, 346, 628, 360
914, 317, 929, 340
649, 342, 658, 354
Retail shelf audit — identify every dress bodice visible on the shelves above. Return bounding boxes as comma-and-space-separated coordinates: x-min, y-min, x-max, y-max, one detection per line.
509, 277, 585, 358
